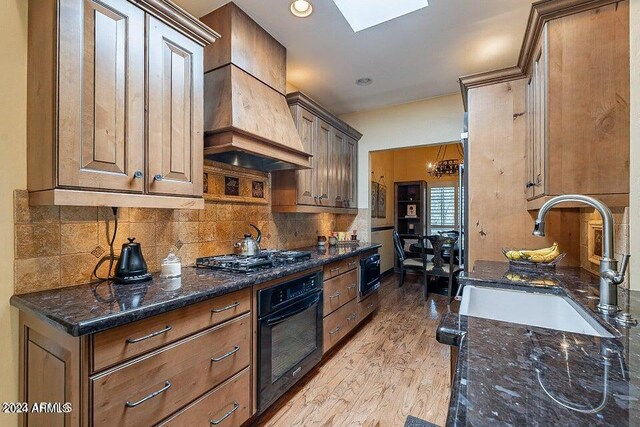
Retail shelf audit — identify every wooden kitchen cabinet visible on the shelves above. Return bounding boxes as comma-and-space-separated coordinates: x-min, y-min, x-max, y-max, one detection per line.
147, 16, 204, 198
272, 92, 362, 214
18, 289, 252, 427
26, 0, 218, 208
524, 3, 629, 209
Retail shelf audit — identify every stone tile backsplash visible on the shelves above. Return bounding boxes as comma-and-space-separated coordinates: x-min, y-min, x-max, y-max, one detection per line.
579, 206, 630, 288
13, 190, 359, 294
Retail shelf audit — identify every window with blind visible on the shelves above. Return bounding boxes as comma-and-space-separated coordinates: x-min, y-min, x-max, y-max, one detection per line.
429, 184, 458, 232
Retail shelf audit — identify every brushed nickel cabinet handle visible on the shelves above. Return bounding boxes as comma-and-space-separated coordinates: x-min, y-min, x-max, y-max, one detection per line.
329, 291, 341, 299
330, 267, 341, 273
211, 346, 240, 362
125, 380, 171, 408
347, 261, 357, 267
133, 170, 143, 179
367, 303, 375, 309
347, 313, 357, 322
329, 325, 341, 335
154, 174, 163, 181
211, 302, 240, 313
347, 284, 357, 291
126, 325, 172, 344
210, 402, 240, 425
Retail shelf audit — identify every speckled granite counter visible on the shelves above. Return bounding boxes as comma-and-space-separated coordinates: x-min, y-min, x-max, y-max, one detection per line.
437, 261, 640, 426
10, 243, 380, 336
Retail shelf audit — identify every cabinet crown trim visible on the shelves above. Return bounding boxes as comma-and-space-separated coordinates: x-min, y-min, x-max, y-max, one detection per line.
135, 0, 221, 45
286, 92, 363, 141
458, 0, 623, 110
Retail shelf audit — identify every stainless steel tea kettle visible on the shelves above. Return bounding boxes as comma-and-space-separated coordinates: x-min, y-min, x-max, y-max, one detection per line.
234, 224, 262, 256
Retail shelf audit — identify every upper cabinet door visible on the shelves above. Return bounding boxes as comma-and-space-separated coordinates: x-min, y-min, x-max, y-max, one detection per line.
316, 120, 331, 205
57, 0, 145, 192
329, 129, 345, 207
147, 16, 203, 197
344, 137, 357, 208
295, 107, 317, 205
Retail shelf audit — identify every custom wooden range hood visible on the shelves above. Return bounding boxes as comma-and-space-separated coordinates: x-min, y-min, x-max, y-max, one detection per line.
200, 2, 311, 171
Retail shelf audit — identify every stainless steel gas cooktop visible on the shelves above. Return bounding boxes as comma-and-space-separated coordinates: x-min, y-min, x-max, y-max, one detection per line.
195, 250, 312, 274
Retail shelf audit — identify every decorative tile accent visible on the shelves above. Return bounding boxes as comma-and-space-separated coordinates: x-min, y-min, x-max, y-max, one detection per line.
91, 246, 106, 258
175, 240, 184, 250
252, 181, 264, 198
224, 176, 240, 196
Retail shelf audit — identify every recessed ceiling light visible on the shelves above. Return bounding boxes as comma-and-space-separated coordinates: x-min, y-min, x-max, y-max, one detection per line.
332, 0, 428, 32
356, 77, 373, 86
290, 0, 313, 18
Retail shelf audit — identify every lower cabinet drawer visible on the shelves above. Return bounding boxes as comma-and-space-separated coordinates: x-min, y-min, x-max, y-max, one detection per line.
323, 298, 358, 354
323, 269, 358, 316
91, 313, 250, 427
158, 367, 250, 427
92, 288, 250, 372
357, 291, 379, 320
323, 256, 358, 280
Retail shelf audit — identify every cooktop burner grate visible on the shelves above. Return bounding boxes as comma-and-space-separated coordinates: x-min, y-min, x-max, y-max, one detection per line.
195, 250, 312, 274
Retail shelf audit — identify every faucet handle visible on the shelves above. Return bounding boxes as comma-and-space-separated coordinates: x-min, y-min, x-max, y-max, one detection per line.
618, 254, 630, 279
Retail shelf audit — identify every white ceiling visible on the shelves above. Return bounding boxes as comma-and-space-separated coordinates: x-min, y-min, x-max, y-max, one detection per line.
175, 0, 533, 115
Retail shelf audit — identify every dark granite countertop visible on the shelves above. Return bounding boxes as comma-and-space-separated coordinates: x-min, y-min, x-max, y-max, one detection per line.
10, 243, 380, 336
437, 261, 640, 426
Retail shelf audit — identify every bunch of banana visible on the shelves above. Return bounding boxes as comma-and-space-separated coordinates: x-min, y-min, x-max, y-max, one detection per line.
505, 243, 560, 263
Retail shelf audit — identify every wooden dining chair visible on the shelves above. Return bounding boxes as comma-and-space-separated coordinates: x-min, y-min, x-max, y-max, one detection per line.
393, 231, 429, 298
425, 234, 463, 303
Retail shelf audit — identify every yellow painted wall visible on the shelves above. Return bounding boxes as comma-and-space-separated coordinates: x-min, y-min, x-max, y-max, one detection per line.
392, 145, 462, 184
0, 0, 28, 425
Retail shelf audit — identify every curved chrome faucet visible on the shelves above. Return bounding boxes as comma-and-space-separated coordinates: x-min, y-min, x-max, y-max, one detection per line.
533, 195, 632, 324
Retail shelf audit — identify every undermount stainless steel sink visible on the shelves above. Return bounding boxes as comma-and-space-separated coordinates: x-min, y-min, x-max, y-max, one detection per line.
459, 285, 614, 338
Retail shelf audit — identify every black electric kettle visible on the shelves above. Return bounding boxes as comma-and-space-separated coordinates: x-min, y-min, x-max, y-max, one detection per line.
113, 237, 152, 284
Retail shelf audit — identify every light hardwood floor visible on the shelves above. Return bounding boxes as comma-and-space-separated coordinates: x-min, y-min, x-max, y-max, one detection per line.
255, 273, 452, 427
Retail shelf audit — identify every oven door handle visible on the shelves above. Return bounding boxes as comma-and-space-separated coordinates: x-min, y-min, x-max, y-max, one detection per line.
266, 293, 320, 326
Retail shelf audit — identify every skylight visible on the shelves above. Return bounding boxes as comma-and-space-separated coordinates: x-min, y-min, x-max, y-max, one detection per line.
332, 0, 428, 32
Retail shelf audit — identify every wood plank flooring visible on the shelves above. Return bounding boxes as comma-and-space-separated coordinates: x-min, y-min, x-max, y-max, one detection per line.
255, 273, 452, 427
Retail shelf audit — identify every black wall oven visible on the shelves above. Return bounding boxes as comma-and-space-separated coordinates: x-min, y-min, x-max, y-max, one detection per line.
257, 271, 323, 412
359, 253, 381, 299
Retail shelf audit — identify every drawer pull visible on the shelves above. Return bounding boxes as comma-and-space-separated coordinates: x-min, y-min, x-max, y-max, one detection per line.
347, 284, 357, 291
330, 267, 341, 273
367, 303, 375, 309
211, 302, 240, 313
125, 380, 171, 408
347, 261, 357, 267
210, 402, 240, 425
211, 345, 240, 362
329, 325, 341, 335
125, 325, 172, 344
329, 291, 341, 299
347, 313, 357, 322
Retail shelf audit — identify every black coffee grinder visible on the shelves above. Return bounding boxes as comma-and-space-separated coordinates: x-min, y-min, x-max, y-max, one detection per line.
113, 237, 152, 284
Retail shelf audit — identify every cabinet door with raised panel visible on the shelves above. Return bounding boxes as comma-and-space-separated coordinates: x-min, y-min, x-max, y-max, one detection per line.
329, 129, 345, 207
147, 16, 203, 197
342, 137, 357, 208
295, 107, 317, 205
57, 0, 145, 192
316, 120, 331, 206
532, 26, 547, 198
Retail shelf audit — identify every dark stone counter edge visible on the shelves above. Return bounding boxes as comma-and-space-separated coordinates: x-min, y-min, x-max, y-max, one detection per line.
10, 244, 382, 337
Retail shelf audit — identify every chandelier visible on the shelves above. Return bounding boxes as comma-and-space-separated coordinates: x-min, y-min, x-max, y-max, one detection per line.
427, 143, 463, 178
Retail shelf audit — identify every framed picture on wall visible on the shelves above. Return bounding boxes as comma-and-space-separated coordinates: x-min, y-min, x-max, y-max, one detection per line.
371, 181, 379, 218
588, 219, 603, 265
377, 184, 386, 219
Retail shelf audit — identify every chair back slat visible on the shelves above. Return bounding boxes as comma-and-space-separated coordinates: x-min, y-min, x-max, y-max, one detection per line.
427, 234, 458, 270
393, 231, 406, 262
